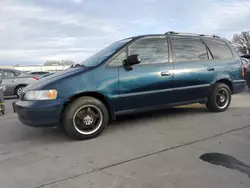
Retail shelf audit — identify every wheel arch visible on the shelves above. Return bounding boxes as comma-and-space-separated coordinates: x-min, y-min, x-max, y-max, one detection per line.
215, 79, 233, 93
62, 91, 116, 121
14, 84, 27, 95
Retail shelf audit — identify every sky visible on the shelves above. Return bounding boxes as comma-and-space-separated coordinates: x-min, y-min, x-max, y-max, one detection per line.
0, 0, 250, 65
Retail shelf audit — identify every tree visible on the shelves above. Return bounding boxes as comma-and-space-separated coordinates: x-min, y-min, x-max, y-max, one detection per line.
232, 31, 250, 54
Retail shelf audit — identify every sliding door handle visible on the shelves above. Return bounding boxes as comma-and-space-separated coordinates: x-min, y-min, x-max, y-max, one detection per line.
161, 71, 171, 76
207, 68, 214, 71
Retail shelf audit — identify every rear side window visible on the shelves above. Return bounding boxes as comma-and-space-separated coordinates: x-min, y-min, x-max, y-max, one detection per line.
2, 70, 15, 77
171, 37, 209, 62
15, 72, 21, 76
128, 37, 169, 65
204, 39, 233, 59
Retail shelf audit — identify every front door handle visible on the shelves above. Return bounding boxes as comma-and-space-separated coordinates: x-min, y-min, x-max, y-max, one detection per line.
161, 71, 171, 76
207, 68, 214, 71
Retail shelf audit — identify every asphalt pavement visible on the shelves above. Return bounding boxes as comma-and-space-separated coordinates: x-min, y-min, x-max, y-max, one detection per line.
0, 91, 250, 188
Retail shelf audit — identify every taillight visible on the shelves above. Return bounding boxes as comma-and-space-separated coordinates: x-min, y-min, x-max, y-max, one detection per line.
33, 76, 39, 80
242, 65, 245, 79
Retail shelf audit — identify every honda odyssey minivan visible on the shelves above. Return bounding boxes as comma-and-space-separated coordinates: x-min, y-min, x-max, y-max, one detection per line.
13, 32, 246, 140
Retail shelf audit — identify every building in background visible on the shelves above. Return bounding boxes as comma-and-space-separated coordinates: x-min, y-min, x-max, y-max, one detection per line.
0, 60, 75, 72
44, 60, 75, 66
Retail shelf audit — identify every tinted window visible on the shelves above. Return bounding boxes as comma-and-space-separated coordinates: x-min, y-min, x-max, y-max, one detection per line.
204, 39, 233, 59
2, 70, 15, 77
171, 37, 209, 62
14, 71, 21, 76
128, 37, 169, 65
109, 49, 127, 66
80, 38, 132, 67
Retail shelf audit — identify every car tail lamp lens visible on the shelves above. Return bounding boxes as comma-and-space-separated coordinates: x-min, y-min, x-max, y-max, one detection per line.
33, 76, 39, 80
242, 65, 245, 78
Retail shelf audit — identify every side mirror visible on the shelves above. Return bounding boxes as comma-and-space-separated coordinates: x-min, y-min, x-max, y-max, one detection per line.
127, 54, 141, 66
123, 54, 141, 70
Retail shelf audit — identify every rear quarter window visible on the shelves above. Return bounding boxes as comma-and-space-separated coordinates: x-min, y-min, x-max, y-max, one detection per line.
204, 39, 233, 59
14, 71, 21, 76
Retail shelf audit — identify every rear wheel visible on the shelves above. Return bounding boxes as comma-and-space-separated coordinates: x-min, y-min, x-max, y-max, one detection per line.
63, 96, 109, 140
15, 85, 26, 98
206, 83, 231, 112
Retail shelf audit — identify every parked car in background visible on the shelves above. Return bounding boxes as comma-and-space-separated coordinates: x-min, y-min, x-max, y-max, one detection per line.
0, 68, 39, 97
245, 70, 250, 89
241, 54, 250, 60
28, 71, 51, 76
13, 32, 246, 140
38, 72, 55, 79
241, 58, 250, 75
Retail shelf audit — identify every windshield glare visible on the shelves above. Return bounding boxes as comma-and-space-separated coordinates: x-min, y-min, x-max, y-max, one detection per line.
80, 38, 132, 67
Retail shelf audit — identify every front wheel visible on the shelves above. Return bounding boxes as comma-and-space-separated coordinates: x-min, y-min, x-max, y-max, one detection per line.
63, 96, 109, 140
206, 83, 231, 112
15, 85, 26, 98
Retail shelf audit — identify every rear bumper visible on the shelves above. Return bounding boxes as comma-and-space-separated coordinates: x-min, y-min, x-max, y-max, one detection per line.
13, 99, 64, 127
245, 71, 250, 87
232, 80, 246, 94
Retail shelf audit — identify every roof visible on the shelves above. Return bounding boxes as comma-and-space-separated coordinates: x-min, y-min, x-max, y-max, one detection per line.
132, 31, 222, 40
165, 31, 220, 38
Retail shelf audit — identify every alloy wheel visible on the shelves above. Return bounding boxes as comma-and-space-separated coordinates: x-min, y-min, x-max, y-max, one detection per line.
73, 105, 103, 135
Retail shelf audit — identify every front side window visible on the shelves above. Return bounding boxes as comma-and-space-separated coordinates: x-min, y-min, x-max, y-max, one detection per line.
128, 37, 169, 65
204, 39, 233, 59
108, 49, 127, 66
80, 38, 132, 67
171, 37, 209, 62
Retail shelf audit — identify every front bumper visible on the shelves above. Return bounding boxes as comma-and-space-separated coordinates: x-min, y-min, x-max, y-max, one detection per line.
13, 99, 64, 127
232, 80, 246, 94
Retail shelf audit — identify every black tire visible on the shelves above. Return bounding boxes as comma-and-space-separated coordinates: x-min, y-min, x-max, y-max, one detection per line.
15, 85, 26, 98
63, 96, 109, 140
206, 83, 231, 112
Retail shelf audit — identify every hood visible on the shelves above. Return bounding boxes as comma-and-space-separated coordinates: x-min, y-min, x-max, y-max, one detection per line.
24, 67, 90, 92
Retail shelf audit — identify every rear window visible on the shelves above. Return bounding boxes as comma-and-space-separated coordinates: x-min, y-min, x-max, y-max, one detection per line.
204, 39, 233, 59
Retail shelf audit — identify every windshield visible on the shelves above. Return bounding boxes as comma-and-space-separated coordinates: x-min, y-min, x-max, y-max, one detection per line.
80, 38, 132, 67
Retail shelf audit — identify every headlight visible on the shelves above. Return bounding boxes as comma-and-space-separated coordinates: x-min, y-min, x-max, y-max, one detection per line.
24, 90, 58, 100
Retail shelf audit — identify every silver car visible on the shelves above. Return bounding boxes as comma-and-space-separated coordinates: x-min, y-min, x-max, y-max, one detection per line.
0, 68, 39, 97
